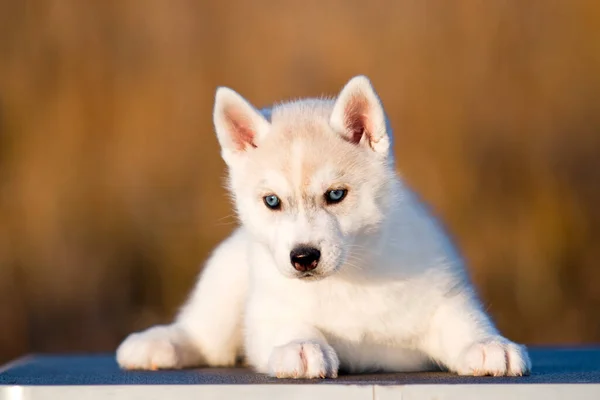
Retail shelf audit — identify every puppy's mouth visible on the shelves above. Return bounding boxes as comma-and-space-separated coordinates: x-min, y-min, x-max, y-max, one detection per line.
294, 271, 328, 281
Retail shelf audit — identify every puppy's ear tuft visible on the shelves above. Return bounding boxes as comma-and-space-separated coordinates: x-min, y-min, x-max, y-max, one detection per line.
213, 87, 270, 163
330, 76, 390, 156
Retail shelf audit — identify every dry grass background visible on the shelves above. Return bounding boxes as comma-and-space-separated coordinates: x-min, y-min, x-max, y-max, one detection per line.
0, 0, 599, 364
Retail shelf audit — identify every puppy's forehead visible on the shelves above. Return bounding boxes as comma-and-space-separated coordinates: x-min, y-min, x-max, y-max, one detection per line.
247, 102, 366, 194
253, 134, 346, 194
291, 141, 347, 193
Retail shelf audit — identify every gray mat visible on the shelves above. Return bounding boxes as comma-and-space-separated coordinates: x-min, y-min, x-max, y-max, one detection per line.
1, 347, 599, 385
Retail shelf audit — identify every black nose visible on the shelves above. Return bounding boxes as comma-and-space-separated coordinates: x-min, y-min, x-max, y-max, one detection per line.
290, 246, 321, 272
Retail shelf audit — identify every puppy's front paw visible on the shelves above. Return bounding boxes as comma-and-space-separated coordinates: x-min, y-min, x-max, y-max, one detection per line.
268, 341, 339, 379
455, 337, 531, 376
116, 326, 186, 370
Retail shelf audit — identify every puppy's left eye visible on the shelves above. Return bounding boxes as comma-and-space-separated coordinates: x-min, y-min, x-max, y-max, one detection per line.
263, 194, 281, 210
325, 189, 348, 204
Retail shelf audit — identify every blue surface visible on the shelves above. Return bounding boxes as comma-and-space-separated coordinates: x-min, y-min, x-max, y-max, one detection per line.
1, 347, 599, 385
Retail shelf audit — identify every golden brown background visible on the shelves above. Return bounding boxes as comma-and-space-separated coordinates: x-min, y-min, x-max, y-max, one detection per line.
0, 0, 599, 364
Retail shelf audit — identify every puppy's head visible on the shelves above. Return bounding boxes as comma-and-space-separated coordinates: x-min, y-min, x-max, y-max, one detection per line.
213, 76, 396, 280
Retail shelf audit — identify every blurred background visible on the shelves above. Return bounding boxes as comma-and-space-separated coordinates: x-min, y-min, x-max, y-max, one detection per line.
0, 0, 599, 365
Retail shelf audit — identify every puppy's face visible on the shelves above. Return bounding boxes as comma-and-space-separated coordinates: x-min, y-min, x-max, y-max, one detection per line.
214, 76, 395, 280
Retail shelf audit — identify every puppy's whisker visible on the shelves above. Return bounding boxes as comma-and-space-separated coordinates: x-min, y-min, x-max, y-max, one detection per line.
342, 260, 363, 271
212, 214, 239, 227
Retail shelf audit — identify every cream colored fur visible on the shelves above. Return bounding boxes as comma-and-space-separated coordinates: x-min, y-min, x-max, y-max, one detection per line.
116, 76, 531, 378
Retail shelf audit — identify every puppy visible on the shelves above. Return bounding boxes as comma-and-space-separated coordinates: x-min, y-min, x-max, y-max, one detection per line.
116, 76, 531, 378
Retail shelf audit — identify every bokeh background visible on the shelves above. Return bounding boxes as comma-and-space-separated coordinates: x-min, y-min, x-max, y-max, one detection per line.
1, 0, 599, 364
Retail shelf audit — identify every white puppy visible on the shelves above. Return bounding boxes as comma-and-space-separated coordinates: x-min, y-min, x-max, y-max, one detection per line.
116, 76, 531, 378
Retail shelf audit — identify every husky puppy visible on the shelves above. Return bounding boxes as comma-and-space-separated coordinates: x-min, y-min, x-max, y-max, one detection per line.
116, 76, 531, 378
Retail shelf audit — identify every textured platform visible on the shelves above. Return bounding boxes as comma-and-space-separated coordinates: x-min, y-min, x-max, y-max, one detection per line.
1, 347, 600, 399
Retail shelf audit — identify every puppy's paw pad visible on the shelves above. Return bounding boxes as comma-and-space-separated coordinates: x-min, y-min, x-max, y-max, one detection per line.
268, 341, 339, 379
116, 326, 183, 370
457, 338, 531, 376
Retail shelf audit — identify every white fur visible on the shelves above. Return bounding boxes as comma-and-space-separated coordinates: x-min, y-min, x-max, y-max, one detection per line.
117, 76, 531, 378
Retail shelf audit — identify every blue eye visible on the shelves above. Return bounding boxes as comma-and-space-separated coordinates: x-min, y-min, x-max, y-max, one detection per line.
263, 195, 281, 210
325, 189, 348, 204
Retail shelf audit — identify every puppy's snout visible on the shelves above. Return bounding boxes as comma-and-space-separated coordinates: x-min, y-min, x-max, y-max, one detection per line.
290, 246, 321, 272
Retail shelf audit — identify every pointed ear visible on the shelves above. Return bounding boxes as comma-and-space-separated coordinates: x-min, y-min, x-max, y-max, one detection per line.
330, 76, 391, 156
213, 87, 270, 163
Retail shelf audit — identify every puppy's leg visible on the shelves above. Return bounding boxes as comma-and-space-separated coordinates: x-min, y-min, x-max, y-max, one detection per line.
420, 291, 531, 376
246, 321, 340, 379
116, 228, 249, 370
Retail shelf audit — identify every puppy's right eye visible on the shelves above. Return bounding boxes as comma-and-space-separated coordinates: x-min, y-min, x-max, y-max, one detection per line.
325, 189, 348, 205
263, 195, 281, 210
